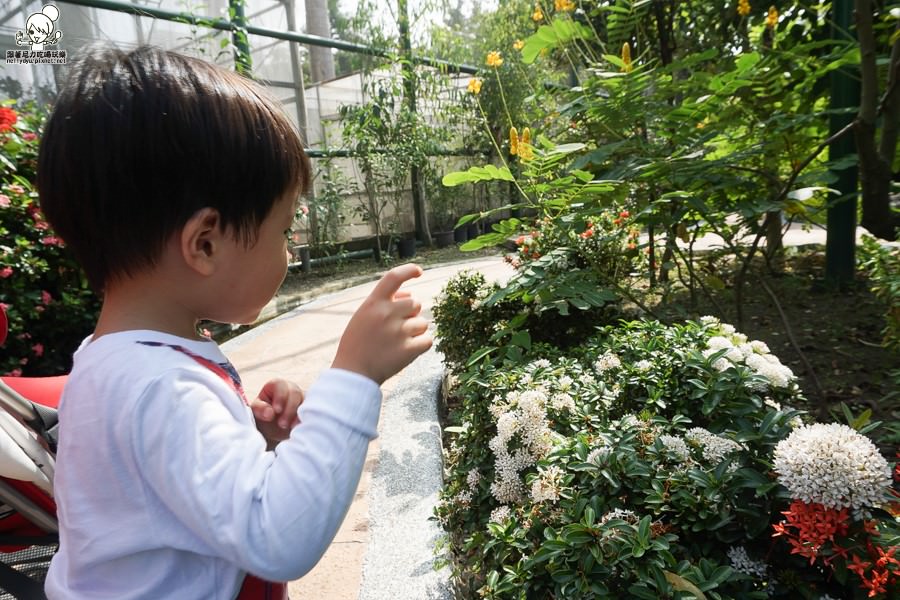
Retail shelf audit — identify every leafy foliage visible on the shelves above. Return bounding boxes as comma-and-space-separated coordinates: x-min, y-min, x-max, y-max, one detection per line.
0, 102, 99, 375
434, 288, 899, 598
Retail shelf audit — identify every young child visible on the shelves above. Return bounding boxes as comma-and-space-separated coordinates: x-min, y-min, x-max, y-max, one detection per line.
36, 44, 432, 599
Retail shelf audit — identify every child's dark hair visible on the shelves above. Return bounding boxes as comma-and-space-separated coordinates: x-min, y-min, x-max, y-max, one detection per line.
37, 44, 311, 291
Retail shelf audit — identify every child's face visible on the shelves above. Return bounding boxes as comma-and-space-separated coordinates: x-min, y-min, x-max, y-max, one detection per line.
215, 193, 296, 325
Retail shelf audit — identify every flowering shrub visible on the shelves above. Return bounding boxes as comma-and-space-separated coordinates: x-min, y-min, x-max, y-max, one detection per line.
435, 297, 899, 598
432, 271, 618, 373
0, 102, 99, 375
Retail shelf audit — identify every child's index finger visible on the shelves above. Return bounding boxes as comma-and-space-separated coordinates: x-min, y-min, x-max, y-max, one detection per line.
372, 264, 423, 299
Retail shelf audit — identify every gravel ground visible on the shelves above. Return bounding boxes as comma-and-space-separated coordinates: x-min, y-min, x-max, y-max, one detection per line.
358, 346, 452, 600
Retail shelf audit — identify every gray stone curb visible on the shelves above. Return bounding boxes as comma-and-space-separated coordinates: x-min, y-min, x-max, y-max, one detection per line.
358, 347, 451, 600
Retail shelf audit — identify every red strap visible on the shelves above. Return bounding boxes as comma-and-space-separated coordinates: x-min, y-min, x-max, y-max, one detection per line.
236, 574, 288, 600
135, 341, 249, 405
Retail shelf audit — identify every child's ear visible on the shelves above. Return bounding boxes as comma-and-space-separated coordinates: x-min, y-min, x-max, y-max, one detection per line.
180, 207, 223, 276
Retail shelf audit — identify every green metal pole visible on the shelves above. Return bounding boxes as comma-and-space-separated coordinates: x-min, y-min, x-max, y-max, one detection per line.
825, 0, 860, 285
57, 0, 478, 74
229, 0, 252, 75
398, 0, 430, 244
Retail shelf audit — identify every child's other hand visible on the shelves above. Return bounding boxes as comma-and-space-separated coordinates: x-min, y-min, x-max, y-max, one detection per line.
332, 264, 432, 384
251, 379, 303, 448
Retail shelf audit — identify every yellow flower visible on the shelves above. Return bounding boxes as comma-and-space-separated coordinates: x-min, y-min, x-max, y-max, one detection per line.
519, 143, 534, 161
531, 4, 543, 21
519, 127, 534, 160
554, 0, 574, 12
486, 51, 503, 67
510, 126, 534, 160
621, 42, 633, 73
765, 5, 778, 28
737, 0, 750, 17
513, 39, 525, 51
467, 78, 483, 94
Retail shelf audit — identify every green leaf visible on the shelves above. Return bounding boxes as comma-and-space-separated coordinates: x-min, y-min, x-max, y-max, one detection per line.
572, 169, 593, 182
851, 408, 872, 431
521, 20, 591, 64
465, 346, 497, 367
460, 232, 508, 251
734, 52, 761, 72
664, 571, 707, 599
442, 165, 515, 186
510, 330, 532, 350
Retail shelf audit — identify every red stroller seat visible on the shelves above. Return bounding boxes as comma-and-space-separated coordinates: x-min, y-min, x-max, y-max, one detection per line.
0, 306, 61, 600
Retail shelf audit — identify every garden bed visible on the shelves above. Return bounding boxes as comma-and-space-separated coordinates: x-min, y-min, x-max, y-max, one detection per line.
432, 247, 899, 599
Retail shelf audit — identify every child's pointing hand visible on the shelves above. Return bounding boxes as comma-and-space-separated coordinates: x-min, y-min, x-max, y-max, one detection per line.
332, 264, 433, 385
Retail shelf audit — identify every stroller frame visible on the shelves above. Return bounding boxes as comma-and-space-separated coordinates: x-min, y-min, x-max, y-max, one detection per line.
0, 376, 61, 599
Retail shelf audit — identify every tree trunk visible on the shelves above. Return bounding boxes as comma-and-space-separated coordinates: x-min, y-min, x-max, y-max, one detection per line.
855, 0, 899, 240
305, 0, 335, 82
362, 160, 383, 261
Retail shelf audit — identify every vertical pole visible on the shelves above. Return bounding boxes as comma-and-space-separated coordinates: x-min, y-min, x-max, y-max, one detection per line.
284, 0, 309, 144
229, 0, 252, 76
825, 0, 859, 285
398, 0, 430, 244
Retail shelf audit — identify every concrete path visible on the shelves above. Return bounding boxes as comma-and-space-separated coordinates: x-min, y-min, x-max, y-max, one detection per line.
221, 256, 514, 600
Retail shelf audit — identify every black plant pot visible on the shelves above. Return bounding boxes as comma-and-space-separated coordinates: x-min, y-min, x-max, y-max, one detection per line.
453, 227, 468, 244
396, 238, 417, 259
466, 222, 480, 240
433, 230, 454, 248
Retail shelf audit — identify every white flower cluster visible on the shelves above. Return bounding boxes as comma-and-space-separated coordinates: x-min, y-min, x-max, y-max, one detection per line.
685, 427, 745, 465
489, 505, 512, 524
467, 468, 481, 488
455, 489, 473, 507
489, 388, 556, 503
727, 546, 768, 580
599, 508, 638, 525
550, 392, 576, 412
701, 318, 795, 389
586, 445, 611, 465
658, 434, 692, 462
527, 358, 552, 371
773, 422, 892, 509
595, 352, 622, 373
486, 364, 592, 504
620, 414, 643, 429
530, 465, 564, 504
634, 359, 652, 372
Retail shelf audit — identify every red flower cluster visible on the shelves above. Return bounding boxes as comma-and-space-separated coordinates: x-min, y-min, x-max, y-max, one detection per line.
0, 107, 17, 132
515, 231, 541, 260
848, 546, 900, 597
580, 221, 594, 239
773, 499, 899, 597
772, 499, 849, 564
612, 209, 630, 226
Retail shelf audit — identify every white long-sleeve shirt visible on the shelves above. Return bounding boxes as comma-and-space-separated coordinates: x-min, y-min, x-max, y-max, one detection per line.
45, 330, 381, 599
